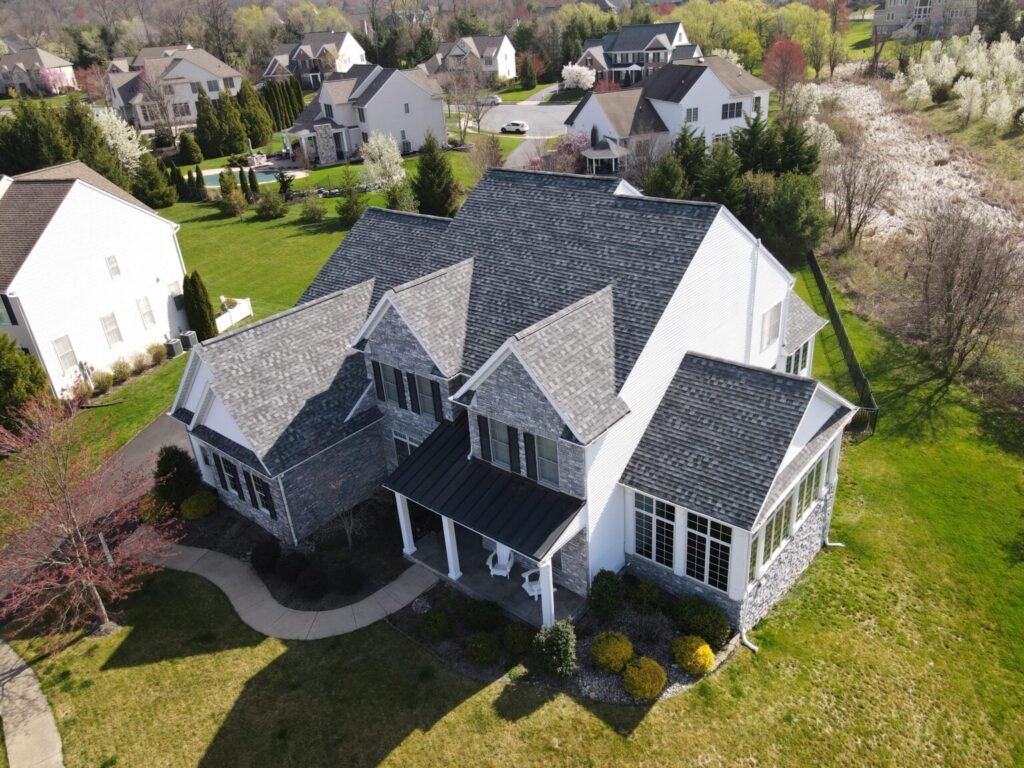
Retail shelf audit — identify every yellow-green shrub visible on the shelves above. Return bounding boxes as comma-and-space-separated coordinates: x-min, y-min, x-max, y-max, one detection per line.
622, 656, 666, 701
590, 631, 633, 672
673, 635, 715, 676
181, 489, 217, 520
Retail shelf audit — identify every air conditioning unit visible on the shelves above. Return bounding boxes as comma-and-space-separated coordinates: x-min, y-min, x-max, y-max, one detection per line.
179, 330, 198, 350
401, 140, 412, 154
165, 338, 184, 359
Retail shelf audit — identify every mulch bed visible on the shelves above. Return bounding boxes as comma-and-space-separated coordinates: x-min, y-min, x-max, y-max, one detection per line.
182, 494, 409, 611
387, 583, 739, 706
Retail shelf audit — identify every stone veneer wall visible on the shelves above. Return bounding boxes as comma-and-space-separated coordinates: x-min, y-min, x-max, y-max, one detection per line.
625, 555, 742, 628
555, 529, 589, 596
741, 490, 832, 631
313, 123, 337, 165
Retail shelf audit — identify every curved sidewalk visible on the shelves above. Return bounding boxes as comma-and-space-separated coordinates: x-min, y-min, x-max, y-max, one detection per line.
0, 640, 63, 768
156, 544, 437, 640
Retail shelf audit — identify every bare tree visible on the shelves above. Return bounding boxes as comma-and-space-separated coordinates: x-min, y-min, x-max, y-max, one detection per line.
136, 72, 186, 139
470, 132, 503, 181
439, 59, 489, 145
910, 203, 1024, 382
822, 138, 891, 246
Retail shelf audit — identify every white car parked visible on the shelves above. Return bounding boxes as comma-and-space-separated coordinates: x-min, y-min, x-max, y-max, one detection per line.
480, 94, 502, 105
500, 120, 529, 134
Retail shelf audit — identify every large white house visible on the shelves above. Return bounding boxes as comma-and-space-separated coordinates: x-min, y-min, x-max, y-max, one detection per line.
172, 169, 854, 634
425, 35, 516, 82
107, 45, 243, 130
263, 31, 367, 90
566, 56, 772, 172
0, 46, 77, 96
576, 22, 699, 86
0, 162, 188, 395
285, 64, 445, 165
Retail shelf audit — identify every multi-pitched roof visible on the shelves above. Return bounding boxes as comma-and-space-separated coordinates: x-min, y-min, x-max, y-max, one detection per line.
425, 35, 508, 74
582, 22, 683, 56
0, 46, 73, 74
267, 31, 359, 76
621, 353, 827, 530
0, 162, 152, 291
195, 282, 380, 475
565, 86, 667, 138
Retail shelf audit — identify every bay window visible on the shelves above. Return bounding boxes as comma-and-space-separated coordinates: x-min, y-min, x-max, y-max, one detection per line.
634, 492, 675, 568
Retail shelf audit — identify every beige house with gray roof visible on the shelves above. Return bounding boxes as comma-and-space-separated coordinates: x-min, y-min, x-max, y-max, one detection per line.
0, 47, 76, 96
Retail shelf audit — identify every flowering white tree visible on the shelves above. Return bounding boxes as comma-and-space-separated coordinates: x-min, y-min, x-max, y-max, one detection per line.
953, 77, 985, 126
94, 108, 146, 178
803, 116, 840, 158
905, 78, 932, 109
360, 131, 405, 190
711, 48, 743, 69
786, 83, 823, 121
985, 85, 1014, 131
561, 63, 596, 91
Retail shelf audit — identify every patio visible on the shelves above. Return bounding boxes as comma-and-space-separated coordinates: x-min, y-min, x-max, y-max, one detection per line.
408, 527, 586, 628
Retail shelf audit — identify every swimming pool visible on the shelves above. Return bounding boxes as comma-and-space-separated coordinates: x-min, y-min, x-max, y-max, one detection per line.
203, 168, 280, 188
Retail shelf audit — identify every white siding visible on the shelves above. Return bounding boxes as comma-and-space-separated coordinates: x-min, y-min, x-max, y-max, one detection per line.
363, 73, 446, 151
336, 35, 367, 73
494, 37, 517, 81
648, 69, 770, 145
567, 96, 623, 143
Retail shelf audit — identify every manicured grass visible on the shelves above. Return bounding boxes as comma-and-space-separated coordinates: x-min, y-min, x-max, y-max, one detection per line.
496, 83, 551, 103
845, 19, 876, 60
13, 262, 1024, 766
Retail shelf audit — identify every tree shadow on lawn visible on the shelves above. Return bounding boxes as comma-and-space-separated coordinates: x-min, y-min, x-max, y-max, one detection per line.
491, 677, 651, 737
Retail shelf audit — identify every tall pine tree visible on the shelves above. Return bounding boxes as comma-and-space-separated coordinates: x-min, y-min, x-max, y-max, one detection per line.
0, 101, 73, 175
248, 167, 259, 200
132, 152, 178, 208
217, 92, 248, 155
183, 271, 218, 341
193, 165, 207, 201
730, 115, 777, 175
238, 167, 251, 202
412, 132, 459, 218
237, 80, 274, 148
699, 140, 744, 212
194, 86, 223, 158
62, 97, 130, 189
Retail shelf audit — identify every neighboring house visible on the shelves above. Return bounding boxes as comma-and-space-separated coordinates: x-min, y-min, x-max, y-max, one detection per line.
107, 45, 243, 131
175, 169, 855, 633
0, 161, 188, 395
0, 47, 77, 96
263, 31, 367, 90
566, 55, 772, 171
873, 0, 976, 38
424, 35, 516, 82
285, 64, 445, 165
0, 33, 34, 52
576, 22, 697, 86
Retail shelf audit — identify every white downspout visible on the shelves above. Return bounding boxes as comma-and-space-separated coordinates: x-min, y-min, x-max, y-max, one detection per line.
741, 630, 759, 653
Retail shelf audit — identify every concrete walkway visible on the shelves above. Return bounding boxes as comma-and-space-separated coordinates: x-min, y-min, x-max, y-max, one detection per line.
0, 641, 63, 768
155, 544, 437, 640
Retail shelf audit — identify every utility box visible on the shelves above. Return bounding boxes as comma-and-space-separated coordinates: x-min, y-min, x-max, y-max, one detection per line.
179, 330, 198, 350
165, 338, 184, 358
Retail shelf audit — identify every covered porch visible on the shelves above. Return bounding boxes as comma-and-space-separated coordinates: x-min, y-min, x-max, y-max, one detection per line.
583, 139, 630, 175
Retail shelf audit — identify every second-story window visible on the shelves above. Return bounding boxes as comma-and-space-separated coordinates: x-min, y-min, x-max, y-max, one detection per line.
753, 95, 762, 114
478, 415, 520, 473
100, 313, 122, 348
324, 103, 334, 120
761, 302, 782, 350
524, 432, 559, 487
380, 363, 404, 405
357, 107, 366, 122
722, 101, 743, 120
105, 254, 120, 278
489, 417, 511, 467
684, 107, 698, 123
207, 79, 219, 93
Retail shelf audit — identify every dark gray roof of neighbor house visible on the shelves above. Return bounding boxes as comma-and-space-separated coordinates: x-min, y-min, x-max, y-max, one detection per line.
670, 44, 703, 62
385, 413, 585, 559
351, 67, 397, 106
592, 23, 682, 53
199, 281, 382, 476
621, 353, 821, 530
644, 56, 771, 103
303, 170, 721, 399
510, 286, 629, 443
0, 162, 153, 291
783, 292, 828, 352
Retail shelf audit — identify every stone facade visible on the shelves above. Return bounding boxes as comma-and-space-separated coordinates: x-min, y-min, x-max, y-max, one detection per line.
281, 419, 388, 541
625, 554, 742, 628
741, 491, 832, 631
554, 529, 589, 596
313, 123, 338, 165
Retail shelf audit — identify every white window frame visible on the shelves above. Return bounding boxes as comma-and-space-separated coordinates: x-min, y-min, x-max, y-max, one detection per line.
324, 103, 334, 120
415, 375, 436, 419
684, 106, 698, 123
0, 299, 11, 326
381, 363, 400, 403
207, 79, 220, 93
488, 417, 512, 468
357, 107, 366, 122
53, 335, 77, 374
633, 491, 676, 569
137, 296, 156, 329
535, 434, 559, 487
684, 511, 732, 592
721, 101, 743, 119
172, 102, 191, 118
100, 313, 123, 348
761, 302, 782, 351
393, 430, 420, 462
105, 254, 121, 278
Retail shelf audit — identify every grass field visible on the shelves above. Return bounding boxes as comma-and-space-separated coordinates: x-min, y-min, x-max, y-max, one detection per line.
844, 19, 876, 60
10, 260, 1024, 767
915, 102, 1024, 181
495, 83, 551, 103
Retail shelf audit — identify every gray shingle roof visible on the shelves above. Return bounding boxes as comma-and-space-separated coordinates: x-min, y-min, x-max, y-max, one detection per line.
621, 353, 820, 530
565, 87, 667, 138
200, 281, 381, 475
0, 47, 72, 71
593, 23, 682, 53
783, 291, 827, 352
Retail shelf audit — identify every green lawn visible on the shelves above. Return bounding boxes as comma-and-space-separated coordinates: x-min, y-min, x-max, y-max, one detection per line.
915, 102, 1024, 181
845, 19, 876, 60
496, 83, 551, 103
10, 261, 1024, 766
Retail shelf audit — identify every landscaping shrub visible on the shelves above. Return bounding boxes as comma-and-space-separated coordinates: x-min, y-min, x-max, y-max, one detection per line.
590, 631, 634, 673
300, 195, 326, 223
256, 189, 287, 219
533, 620, 577, 677
147, 343, 167, 365
297, 564, 328, 600
464, 600, 504, 632
465, 632, 500, 665
418, 607, 453, 642
631, 578, 665, 615
180, 489, 217, 521
137, 491, 171, 523
250, 539, 281, 575
622, 656, 666, 701
590, 569, 625, 618
153, 445, 201, 509
91, 371, 113, 396
130, 352, 150, 376
672, 597, 731, 651
502, 622, 534, 656
224, 187, 247, 217
275, 551, 309, 583
673, 635, 715, 676
930, 82, 953, 104
331, 563, 366, 595
111, 358, 132, 385
70, 377, 93, 401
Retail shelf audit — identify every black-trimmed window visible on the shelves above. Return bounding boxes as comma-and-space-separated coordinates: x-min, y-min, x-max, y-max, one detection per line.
786, 340, 810, 374
721, 101, 742, 119
634, 492, 674, 568
220, 457, 243, 497
535, 435, 559, 486
381, 363, 401, 403
489, 417, 512, 468
200, 446, 212, 467
415, 375, 436, 419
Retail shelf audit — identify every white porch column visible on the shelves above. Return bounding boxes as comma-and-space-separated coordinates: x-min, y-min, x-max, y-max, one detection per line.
396, 493, 415, 556
441, 515, 462, 580
539, 559, 555, 627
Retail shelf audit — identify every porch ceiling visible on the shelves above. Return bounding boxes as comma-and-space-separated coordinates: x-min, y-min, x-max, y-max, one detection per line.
385, 413, 584, 560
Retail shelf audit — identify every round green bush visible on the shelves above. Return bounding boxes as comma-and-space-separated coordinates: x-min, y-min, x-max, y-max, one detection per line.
590, 569, 624, 618
153, 445, 201, 509
590, 631, 634, 673
673, 635, 715, 676
300, 195, 326, 223
256, 189, 288, 219
672, 597, 731, 651
464, 600, 504, 632
465, 632, 500, 665
533, 619, 577, 677
502, 622, 534, 656
111, 358, 132, 385
275, 551, 309, 583
622, 656, 666, 701
91, 371, 114, 396
418, 608, 453, 642
631, 580, 666, 615
250, 539, 281, 574
180, 488, 217, 520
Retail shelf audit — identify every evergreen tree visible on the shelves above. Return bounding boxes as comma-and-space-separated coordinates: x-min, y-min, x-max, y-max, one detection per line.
335, 168, 367, 228
0, 100, 73, 175
776, 120, 819, 176
194, 86, 223, 158
976, 0, 1018, 41
178, 132, 204, 165
193, 165, 207, 201
62, 97, 130, 189
248, 167, 259, 200
218, 168, 238, 199
237, 80, 274, 148
260, 86, 279, 130
183, 271, 218, 341
699, 140, 743, 212
171, 164, 189, 200
186, 169, 196, 202
289, 78, 304, 116
217, 92, 248, 155
520, 56, 537, 89
131, 152, 178, 208
730, 115, 777, 175
672, 126, 707, 191
238, 166, 251, 202
412, 132, 459, 217
0, 335, 47, 430
642, 154, 691, 199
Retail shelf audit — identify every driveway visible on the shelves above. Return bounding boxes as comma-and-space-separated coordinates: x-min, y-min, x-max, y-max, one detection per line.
480, 101, 576, 138
109, 413, 190, 477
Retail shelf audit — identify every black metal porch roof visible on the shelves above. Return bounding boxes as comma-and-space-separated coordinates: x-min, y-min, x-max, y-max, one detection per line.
384, 413, 584, 560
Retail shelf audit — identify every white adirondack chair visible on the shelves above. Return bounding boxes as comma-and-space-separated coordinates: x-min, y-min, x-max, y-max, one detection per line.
487, 544, 515, 578
522, 568, 556, 601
